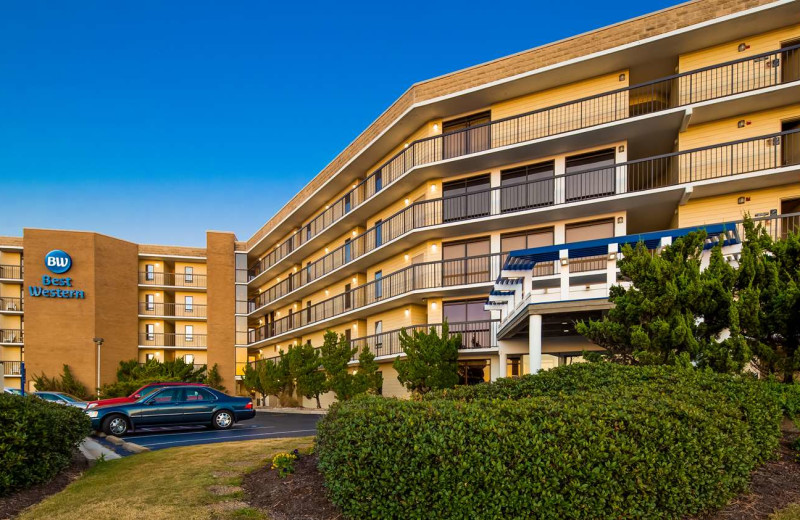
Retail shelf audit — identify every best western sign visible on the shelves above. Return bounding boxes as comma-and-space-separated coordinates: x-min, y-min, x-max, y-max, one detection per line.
28, 250, 86, 299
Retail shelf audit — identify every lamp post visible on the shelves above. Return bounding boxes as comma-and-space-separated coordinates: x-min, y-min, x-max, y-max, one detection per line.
93, 337, 104, 398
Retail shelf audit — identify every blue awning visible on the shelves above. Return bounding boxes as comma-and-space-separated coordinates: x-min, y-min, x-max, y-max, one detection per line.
502, 222, 739, 271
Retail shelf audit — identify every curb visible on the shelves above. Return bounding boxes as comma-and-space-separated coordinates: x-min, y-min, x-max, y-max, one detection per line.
256, 407, 327, 415
79, 437, 122, 461
106, 435, 150, 454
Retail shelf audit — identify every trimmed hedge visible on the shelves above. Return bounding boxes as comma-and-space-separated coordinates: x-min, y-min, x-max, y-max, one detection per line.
0, 393, 91, 496
317, 364, 783, 519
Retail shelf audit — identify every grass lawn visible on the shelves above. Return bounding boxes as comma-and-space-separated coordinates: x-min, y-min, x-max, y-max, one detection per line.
774, 505, 800, 520
18, 437, 315, 520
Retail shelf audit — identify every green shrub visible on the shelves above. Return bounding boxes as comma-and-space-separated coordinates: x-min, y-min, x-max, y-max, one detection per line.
0, 393, 91, 496
31, 364, 92, 400
317, 364, 782, 519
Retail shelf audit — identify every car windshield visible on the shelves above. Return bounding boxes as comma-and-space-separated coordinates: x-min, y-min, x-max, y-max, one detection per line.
58, 394, 83, 403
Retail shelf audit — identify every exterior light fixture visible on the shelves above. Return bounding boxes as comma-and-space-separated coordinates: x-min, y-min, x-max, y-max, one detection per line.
325, 248, 329, 253
608, 253, 617, 260
433, 123, 439, 132
617, 216, 624, 224
738, 120, 746, 128
738, 43, 748, 52
618, 145, 625, 153
352, 277, 357, 284
738, 197, 746, 204
405, 308, 410, 317
404, 198, 410, 205
619, 73, 625, 81
430, 184, 437, 192
325, 290, 329, 296
404, 254, 409, 261
431, 302, 438, 310
560, 258, 569, 266
352, 230, 357, 236
431, 244, 437, 252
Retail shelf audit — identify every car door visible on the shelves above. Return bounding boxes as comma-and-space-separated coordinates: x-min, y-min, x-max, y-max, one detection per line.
136, 387, 186, 426
181, 388, 217, 424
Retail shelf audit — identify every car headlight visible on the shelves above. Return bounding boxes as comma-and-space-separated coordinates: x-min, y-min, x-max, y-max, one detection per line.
87, 403, 97, 409
86, 411, 99, 418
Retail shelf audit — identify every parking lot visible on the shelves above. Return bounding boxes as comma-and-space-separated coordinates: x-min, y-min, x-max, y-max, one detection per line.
114, 411, 322, 451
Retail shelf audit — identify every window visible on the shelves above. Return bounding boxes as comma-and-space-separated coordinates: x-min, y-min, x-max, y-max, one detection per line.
443, 300, 490, 324
501, 228, 555, 276
145, 353, 155, 362
443, 299, 491, 349
184, 388, 213, 401
150, 388, 181, 404
374, 170, 382, 192
375, 321, 383, 349
145, 324, 155, 341
184, 354, 195, 365
374, 271, 383, 299
506, 355, 530, 378
564, 149, 616, 202
38, 393, 60, 402
344, 239, 352, 263
344, 193, 351, 213
782, 119, 800, 167
442, 111, 491, 159
145, 294, 155, 311
184, 296, 193, 313
306, 224, 312, 241
500, 161, 555, 211
305, 262, 312, 282
306, 301, 312, 323
344, 284, 351, 310
442, 174, 491, 222
782, 39, 800, 84
375, 219, 383, 248
185, 325, 194, 342
442, 238, 490, 285
457, 359, 491, 385
145, 264, 155, 281
184, 266, 194, 284
566, 219, 615, 272
344, 328, 351, 344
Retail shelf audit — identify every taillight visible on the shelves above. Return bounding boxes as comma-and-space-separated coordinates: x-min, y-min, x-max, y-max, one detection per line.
245, 401, 253, 410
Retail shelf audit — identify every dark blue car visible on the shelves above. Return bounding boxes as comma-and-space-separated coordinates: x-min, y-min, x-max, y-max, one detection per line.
86, 385, 255, 435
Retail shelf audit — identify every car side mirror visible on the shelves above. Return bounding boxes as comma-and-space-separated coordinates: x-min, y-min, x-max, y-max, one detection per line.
133, 394, 140, 399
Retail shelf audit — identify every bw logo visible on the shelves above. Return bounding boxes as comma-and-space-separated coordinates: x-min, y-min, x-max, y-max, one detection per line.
44, 250, 72, 274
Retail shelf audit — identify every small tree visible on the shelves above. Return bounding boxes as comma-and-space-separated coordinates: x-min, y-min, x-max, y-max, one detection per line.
32, 365, 92, 400
576, 231, 746, 371
319, 330, 360, 401
735, 217, 800, 382
394, 322, 460, 395
354, 345, 382, 395
291, 343, 326, 408
259, 357, 289, 401
206, 364, 227, 392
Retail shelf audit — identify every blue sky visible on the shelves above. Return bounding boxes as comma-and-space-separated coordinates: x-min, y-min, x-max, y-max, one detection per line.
0, 0, 674, 246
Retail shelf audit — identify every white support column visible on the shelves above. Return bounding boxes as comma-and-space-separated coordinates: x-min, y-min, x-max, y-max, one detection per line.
607, 243, 618, 296
615, 143, 628, 195
496, 348, 507, 381
559, 249, 569, 301
529, 314, 543, 374
490, 169, 502, 216
554, 157, 566, 205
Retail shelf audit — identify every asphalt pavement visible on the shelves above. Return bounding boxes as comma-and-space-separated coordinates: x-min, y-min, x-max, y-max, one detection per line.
115, 411, 322, 451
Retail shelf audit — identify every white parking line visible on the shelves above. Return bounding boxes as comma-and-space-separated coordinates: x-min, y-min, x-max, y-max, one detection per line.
140, 429, 317, 448
126, 425, 276, 440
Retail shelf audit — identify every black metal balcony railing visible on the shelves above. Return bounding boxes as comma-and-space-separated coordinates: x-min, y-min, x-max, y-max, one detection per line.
250, 128, 800, 312
0, 264, 23, 280
138, 302, 208, 318
138, 272, 207, 289
747, 212, 800, 241
250, 320, 498, 370
0, 329, 23, 344
137, 362, 206, 372
138, 333, 207, 348
248, 254, 503, 343
0, 297, 22, 312
1, 360, 21, 376
247, 43, 800, 281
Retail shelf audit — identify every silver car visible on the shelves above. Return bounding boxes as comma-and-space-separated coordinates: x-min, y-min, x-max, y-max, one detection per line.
34, 391, 89, 409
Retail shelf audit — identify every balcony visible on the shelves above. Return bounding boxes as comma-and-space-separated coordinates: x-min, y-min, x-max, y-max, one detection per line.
0, 329, 23, 345
247, 254, 503, 345
138, 333, 207, 348
137, 362, 206, 372
0, 297, 22, 313
138, 271, 207, 289
247, 43, 800, 282
249, 128, 800, 313
251, 319, 498, 368
490, 220, 751, 338
138, 302, 207, 318
1, 360, 21, 377
0, 264, 23, 281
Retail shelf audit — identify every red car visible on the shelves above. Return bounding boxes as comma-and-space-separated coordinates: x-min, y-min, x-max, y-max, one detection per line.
86, 382, 209, 409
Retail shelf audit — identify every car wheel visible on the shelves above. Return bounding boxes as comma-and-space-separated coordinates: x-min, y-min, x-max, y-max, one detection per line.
211, 410, 234, 430
102, 414, 129, 436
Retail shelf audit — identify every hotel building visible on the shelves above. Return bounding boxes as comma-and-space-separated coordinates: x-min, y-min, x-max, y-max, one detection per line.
2, 0, 800, 405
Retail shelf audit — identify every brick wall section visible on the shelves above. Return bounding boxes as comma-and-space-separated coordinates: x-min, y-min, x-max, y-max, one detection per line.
23, 230, 138, 392
246, 0, 778, 250
206, 231, 237, 389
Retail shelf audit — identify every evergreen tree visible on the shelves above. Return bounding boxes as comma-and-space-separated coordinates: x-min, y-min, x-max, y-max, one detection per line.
354, 345, 382, 395
576, 230, 744, 370
735, 217, 800, 382
319, 330, 360, 401
292, 342, 327, 408
393, 322, 460, 394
